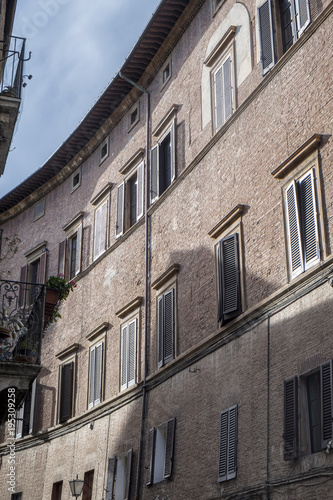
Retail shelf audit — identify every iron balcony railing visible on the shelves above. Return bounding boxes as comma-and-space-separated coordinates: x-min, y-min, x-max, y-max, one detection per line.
0, 280, 45, 364
0, 36, 30, 99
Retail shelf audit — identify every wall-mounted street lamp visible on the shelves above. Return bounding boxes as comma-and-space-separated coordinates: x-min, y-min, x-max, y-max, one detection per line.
69, 475, 84, 498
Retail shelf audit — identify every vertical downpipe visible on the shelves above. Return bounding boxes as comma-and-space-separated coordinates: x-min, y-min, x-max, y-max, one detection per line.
266, 315, 271, 500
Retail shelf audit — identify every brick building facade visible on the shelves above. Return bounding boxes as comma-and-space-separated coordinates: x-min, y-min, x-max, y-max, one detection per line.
1, 0, 333, 499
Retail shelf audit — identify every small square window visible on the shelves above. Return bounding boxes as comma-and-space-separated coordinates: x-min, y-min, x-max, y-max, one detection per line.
71, 168, 81, 192
100, 138, 109, 164
33, 198, 45, 221
161, 58, 172, 88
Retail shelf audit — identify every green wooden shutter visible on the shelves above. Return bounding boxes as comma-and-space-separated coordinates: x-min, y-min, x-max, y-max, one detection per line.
146, 428, 156, 485
164, 418, 176, 479
258, 0, 275, 74
284, 377, 298, 460
321, 360, 333, 448
286, 180, 303, 278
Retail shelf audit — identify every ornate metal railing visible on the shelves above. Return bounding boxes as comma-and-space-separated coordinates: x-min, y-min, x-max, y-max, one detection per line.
0, 280, 45, 363
0, 36, 30, 99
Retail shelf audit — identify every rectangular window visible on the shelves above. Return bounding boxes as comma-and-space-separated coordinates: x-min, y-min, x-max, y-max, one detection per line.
16, 379, 36, 438
146, 418, 176, 485
11, 494, 22, 500
20, 248, 47, 305
157, 289, 175, 368
82, 470, 94, 500
116, 162, 144, 238
105, 450, 133, 500
71, 167, 81, 192
51, 481, 63, 500
284, 169, 319, 279
58, 218, 83, 279
121, 319, 137, 391
33, 198, 45, 221
58, 361, 74, 423
213, 52, 233, 131
100, 138, 109, 164
150, 123, 176, 204
218, 405, 238, 482
93, 198, 108, 260
217, 233, 242, 325
88, 342, 103, 409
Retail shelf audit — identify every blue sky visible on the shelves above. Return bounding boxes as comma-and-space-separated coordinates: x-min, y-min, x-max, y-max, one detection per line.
0, 0, 161, 197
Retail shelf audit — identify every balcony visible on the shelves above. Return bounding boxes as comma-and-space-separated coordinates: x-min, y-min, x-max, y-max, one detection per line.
0, 35, 29, 174
0, 279, 45, 424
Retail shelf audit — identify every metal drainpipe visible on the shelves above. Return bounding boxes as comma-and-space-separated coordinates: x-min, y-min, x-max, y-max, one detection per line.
266, 315, 271, 500
118, 72, 150, 500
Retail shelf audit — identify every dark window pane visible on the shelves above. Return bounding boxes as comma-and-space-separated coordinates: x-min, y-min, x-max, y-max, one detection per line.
307, 371, 321, 453
129, 175, 137, 227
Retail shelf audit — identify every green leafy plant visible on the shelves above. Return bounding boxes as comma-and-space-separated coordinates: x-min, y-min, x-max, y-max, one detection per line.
44, 275, 76, 327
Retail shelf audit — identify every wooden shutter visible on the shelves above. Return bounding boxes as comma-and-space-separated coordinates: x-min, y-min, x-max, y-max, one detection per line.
124, 449, 133, 500
296, 0, 310, 35
58, 240, 67, 277
88, 348, 95, 409
121, 324, 128, 390
38, 250, 47, 283
164, 418, 176, 479
258, 0, 275, 75
137, 161, 144, 219
284, 377, 298, 460
170, 121, 176, 183
29, 379, 37, 434
286, 181, 303, 278
105, 457, 116, 500
220, 234, 241, 318
321, 360, 333, 447
214, 65, 223, 131
150, 145, 159, 203
94, 343, 103, 406
116, 183, 124, 238
22, 390, 32, 437
219, 405, 238, 482
76, 223, 82, 275
146, 428, 155, 486
299, 170, 319, 270
223, 56, 233, 122
16, 403, 24, 438
19, 264, 28, 306
157, 297, 164, 368
164, 289, 174, 364
128, 319, 136, 387
59, 362, 74, 423
94, 202, 107, 259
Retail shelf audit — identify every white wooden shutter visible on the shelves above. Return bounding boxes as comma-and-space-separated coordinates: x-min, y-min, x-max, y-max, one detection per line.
128, 319, 136, 387
105, 456, 116, 500
170, 121, 176, 183
223, 56, 233, 122
94, 202, 107, 259
121, 324, 128, 391
258, 0, 275, 75
214, 66, 223, 131
88, 347, 95, 409
58, 240, 67, 276
299, 169, 319, 270
75, 223, 82, 275
164, 418, 176, 479
285, 180, 303, 278
137, 161, 144, 219
116, 183, 124, 238
150, 146, 159, 203
295, 0, 310, 36
164, 289, 174, 364
94, 342, 103, 406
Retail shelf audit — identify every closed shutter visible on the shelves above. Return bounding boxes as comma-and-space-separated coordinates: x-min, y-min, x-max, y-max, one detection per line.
164, 289, 174, 364
19, 265, 28, 306
105, 457, 116, 500
284, 377, 298, 460
94, 202, 107, 258
299, 170, 319, 270
157, 297, 164, 368
286, 181, 303, 278
38, 251, 47, 283
296, 0, 310, 35
258, 0, 275, 75
223, 56, 233, 122
217, 242, 224, 324
220, 233, 241, 320
94, 343, 103, 406
164, 418, 176, 479
121, 324, 128, 391
116, 183, 124, 237
58, 240, 67, 277
128, 319, 136, 387
124, 448, 133, 500
88, 348, 95, 409
59, 362, 74, 423
219, 405, 238, 482
146, 428, 156, 485
214, 66, 223, 131
321, 360, 333, 447
75, 224, 82, 275
150, 145, 159, 203
170, 121, 176, 183
137, 161, 144, 219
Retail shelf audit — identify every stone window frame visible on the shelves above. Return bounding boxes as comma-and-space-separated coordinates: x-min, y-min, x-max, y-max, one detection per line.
71, 166, 81, 193
99, 137, 109, 165
91, 183, 112, 261
33, 198, 45, 221
55, 343, 79, 424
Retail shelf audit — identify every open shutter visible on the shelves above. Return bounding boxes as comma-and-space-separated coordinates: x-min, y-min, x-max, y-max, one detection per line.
321, 360, 333, 448
94, 343, 103, 406
121, 324, 128, 391
38, 250, 47, 283
76, 223, 82, 275
157, 297, 164, 368
170, 121, 176, 183
214, 66, 223, 131
22, 390, 32, 437
105, 457, 116, 500
19, 265, 28, 306
164, 289, 174, 364
59, 362, 74, 423
29, 379, 37, 434
116, 183, 124, 238
146, 428, 155, 485
221, 234, 241, 317
58, 240, 67, 277
94, 202, 107, 259
284, 377, 298, 460
299, 170, 319, 270
286, 181, 303, 278
124, 449, 133, 500
296, 0, 310, 35
137, 161, 144, 219
150, 145, 159, 203
217, 242, 224, 324
128, 319, 136, 387
258, 0, 275, 75
164, 418, 176, 479
219, 405, 237, 481
16, 403, 24, 438
88, 348, 95, 409
223, 56, 233, 122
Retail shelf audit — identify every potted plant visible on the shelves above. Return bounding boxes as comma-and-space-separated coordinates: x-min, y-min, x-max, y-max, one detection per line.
44, 275, 75, 327
15, 338, 37, 363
